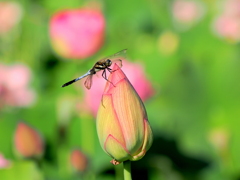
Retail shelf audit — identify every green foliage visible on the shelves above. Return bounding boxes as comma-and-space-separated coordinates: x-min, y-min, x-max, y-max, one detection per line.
0, 0, 240, 179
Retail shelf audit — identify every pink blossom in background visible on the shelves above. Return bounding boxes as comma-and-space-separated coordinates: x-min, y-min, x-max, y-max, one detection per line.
78, 60, 154, 117
14, 122, 44, 158
213, 0, 240, 42
224, 0, 240, 17
0, 2, 23, 35
0, 154, 10, 169
0, 63, 35, 107
70, 149, 88, 172
213, 15, 240, 41
172, 0, 204, 28
49, 7, 105, 59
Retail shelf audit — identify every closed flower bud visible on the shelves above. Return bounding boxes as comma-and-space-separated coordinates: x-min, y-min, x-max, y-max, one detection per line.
97, 64, 153, 164
14, 122, 44, 158
70, 149, 88, 172
49, 6, 105, 59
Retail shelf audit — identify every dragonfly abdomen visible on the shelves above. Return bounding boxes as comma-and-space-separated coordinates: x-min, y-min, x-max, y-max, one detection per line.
62, 71, 91, 87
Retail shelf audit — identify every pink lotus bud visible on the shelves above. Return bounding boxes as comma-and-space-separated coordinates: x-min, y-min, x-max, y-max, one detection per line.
96, 64, 153, 164
49, 7, 105, 59
70, 149, 88, 172
80, 59, 154, 117
14, 122, 44, 158
0, 2, 23, 35
0, 154, 11, 169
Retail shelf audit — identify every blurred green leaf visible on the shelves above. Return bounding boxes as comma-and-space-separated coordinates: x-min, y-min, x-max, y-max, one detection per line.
0, 161, 43, 180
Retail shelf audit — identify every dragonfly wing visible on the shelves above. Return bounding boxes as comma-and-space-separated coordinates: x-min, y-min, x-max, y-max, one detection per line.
84, 75, 93, 89
110, 49, 127, 68
112, 49, 127, 57
111, 58, 123, 68
97, 49, 127, 65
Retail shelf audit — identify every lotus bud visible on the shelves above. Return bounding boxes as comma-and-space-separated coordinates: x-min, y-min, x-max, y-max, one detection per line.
70, 149, 88, 172
14, 122, 44, 158
49, 6, 105, 59
97, 64, 153, 165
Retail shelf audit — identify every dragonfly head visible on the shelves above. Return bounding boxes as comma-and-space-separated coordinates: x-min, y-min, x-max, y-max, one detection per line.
105, 59, 112, 67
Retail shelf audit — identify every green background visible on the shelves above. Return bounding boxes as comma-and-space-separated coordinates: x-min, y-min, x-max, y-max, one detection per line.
0, 0, 240, 179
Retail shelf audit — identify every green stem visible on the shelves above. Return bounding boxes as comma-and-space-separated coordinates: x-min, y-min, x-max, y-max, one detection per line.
115, 163, 123, 180
123, 161, 132, 180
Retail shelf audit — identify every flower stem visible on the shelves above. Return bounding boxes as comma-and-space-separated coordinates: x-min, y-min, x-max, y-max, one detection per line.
123, 161, 132, 180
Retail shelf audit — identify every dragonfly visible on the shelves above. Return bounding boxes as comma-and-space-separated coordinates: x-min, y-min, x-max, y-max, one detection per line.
62, 49, 127, 89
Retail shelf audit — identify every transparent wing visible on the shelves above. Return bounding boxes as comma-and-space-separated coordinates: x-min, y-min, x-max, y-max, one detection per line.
97, 49, 127, 68
110, 49, 127, 68
111, 58, 123, 68
84, 75, 93, 89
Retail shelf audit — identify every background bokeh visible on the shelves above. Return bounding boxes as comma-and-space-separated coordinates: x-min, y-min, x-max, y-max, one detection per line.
0, 0, 240, 179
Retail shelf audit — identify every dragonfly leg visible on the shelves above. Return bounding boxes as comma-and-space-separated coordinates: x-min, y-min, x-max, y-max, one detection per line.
102, 69, 107, 79
107, 67, 119, 74
107, 65, 120, 73
102, 69, 116, 87
107, 68, 112, 73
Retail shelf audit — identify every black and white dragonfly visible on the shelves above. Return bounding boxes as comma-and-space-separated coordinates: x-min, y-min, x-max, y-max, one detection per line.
62, 49, 127, 89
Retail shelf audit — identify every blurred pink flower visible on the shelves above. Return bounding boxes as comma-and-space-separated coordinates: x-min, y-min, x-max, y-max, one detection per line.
172, 0, 204, 28
224, 0, 240, 17
213, 0, 240, 42
49, 7, 105, 59
0, 63, 35, 107
70, 149, 88, 172
0, 2, 23, 35
14, 122, 44, 158
0, 153, 10, 169
213, 15, 240, 41
78, 60, 154, 117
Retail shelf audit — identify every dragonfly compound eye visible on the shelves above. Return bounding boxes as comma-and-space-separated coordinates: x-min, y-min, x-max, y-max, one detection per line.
107, 59, 112, 66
